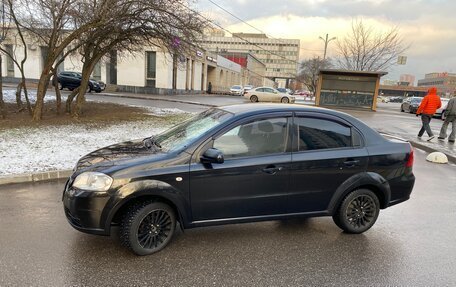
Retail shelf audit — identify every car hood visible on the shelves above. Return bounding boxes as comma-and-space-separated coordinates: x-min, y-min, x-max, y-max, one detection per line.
75, 139, 163, 171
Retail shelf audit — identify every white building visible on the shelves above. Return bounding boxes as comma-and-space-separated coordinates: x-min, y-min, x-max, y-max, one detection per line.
1, 35, 243, 95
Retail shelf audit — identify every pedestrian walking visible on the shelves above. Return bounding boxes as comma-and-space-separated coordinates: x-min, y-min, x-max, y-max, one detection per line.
416, 87, 442, 141
438, 91, 456, 143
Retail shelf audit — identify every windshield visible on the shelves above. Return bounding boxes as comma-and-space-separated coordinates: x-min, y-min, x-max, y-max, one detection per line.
232, 85, 242, 89
152, 108, 234, 153
411, 98, 422, 103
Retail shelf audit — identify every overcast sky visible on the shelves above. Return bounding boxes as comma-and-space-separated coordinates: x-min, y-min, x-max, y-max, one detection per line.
196, 0, 456, 83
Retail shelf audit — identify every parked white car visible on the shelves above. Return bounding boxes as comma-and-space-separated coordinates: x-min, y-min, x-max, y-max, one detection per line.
230, 85, 244, 96
435, 98, 450, 120
244, 87, 296, 103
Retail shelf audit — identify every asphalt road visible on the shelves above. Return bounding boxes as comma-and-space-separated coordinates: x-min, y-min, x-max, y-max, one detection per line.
1, 151, 455, 286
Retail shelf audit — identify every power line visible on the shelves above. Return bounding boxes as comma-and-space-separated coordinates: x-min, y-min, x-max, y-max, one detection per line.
177, 2, 301, 78
206, 0, 322, 53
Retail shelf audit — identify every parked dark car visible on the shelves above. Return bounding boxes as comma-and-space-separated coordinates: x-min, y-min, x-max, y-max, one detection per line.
63, 104, 415, 255
54, 71, 106, 93
401, 97, 423, 113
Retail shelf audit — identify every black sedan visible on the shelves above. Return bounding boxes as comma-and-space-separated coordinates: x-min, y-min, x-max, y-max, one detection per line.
55, 71, 106, 93
63, 104, 415, 255
401, 97, 423, 113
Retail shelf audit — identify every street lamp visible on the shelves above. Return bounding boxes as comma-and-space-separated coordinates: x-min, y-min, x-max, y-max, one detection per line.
319, 34, 336, 60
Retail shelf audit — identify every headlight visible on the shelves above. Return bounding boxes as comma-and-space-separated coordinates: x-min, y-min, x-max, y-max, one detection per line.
72, 172, 113, 191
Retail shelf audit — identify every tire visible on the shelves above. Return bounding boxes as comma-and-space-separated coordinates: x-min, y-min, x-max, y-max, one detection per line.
400, 105, 404, 112
281, 97, 289, 104
58, 82, 63, 90
332, 189, 380, 234
250, 95, 258, 103
120, 201, 176, 256
86, 85, 91, 93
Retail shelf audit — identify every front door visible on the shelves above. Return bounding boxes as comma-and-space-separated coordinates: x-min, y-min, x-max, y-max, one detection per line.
189, 115, 292, 221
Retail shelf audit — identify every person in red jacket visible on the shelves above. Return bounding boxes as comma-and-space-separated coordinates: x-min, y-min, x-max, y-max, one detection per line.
416, 87, 442, 141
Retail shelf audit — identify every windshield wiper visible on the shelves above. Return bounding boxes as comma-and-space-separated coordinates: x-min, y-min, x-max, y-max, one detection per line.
143, 137, 162, 150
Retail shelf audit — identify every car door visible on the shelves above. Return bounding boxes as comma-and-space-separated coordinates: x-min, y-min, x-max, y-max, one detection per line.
254, 88, 265, 102
189, 114, 292, 221
264, 88, 277, 102
288, 113, 369, 213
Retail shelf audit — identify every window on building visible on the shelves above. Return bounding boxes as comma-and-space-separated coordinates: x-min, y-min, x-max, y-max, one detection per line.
5, 45, 14, 77
146, 51, 156, 87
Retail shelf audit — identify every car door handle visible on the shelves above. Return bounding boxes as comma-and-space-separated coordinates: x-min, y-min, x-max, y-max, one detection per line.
262, 166, 283, 175
343, 160, 360, 167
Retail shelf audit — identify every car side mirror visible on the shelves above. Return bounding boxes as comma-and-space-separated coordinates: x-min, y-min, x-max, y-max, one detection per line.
201, 148, 224, 164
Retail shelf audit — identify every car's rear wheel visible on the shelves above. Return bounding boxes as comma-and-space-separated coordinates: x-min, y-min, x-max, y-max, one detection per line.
332, 189, 380, 234
120, 201, 176, 256
250, 95, 258, 102
281, 97, 289, 104
400, 105, 404, 112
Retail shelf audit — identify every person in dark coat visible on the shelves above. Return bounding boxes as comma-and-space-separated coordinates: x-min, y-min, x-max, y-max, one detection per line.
438, 91, 456, 143
207, 82, 212, 94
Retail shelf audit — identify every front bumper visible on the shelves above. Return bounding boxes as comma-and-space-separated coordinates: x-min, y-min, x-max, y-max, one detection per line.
62, 182, 111, 236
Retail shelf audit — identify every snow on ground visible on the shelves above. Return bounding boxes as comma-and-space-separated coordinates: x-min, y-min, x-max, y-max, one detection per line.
1, 89, 195, 176
0, 120, 169, 176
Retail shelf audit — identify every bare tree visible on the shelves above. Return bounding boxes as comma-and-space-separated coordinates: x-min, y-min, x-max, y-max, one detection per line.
0, 0, 34, 114
16, 0, 112, 121
0, 0, 10, 119
297, 56, 331, 93
335, 19, 408, 71
67, 0, 206, 117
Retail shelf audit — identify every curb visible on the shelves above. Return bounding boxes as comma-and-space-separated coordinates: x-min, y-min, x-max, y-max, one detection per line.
96, 93, 217, 108
409, 140, 456, 164
0, 169, 72, 186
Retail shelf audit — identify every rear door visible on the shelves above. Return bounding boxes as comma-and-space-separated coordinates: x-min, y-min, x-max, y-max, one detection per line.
288, 113, 369, 213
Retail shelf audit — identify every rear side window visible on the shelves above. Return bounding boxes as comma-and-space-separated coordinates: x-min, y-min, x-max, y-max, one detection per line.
295, 117, 351, 151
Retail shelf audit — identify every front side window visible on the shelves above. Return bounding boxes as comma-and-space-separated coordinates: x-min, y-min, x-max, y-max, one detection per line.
214, 117, 289, 159
296, 117, 351, 151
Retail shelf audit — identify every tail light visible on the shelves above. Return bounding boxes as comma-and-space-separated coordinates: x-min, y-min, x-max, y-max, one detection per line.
406, 144, 414, 168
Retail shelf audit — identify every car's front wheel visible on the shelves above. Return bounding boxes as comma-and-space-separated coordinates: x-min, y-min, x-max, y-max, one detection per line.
332, 189, 380, 234
120, 201, 176, 256
281, 97, 289, 103
250, 95, 258, 102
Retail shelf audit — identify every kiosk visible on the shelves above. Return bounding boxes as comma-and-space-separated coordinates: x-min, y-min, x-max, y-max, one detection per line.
315, 69, 387, 111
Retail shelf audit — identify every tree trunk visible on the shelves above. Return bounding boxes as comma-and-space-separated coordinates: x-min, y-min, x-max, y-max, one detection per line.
0, 55, 6, 119
21, 78, 32, 116
53, 74, 62, 114
65, 88, 79, 114
32, 69, 52, 121
72, 72, 91, 118
15, 82, 24, 111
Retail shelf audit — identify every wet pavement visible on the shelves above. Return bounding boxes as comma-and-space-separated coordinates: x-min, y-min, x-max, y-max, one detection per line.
1, 151, 456, 286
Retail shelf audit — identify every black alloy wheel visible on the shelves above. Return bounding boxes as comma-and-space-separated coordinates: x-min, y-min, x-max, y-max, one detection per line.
281, 97, 289, 104
250, 95, 258, 102
120, 201, 176, 256
333, 189, 380, 234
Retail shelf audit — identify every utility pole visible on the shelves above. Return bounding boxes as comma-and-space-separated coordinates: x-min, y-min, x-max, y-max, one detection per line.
319, 34, 336, 60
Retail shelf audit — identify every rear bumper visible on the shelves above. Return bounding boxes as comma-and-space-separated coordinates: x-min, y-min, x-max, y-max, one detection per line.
388, 173, 415, 207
